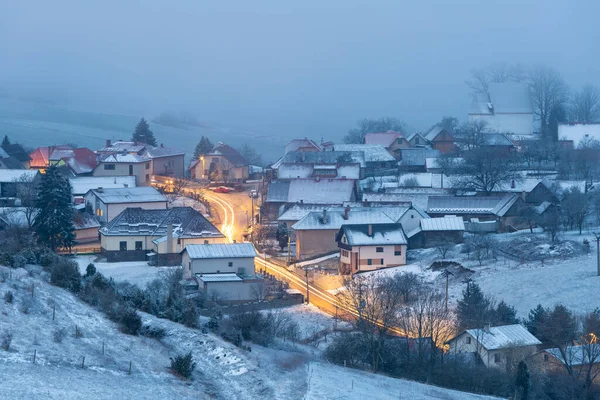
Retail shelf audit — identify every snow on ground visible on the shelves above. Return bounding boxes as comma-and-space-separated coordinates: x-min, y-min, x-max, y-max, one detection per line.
295, 253, 339, 267
75, 256, 176, 287
169, 196, 208, 215
305, 362, 500, 400
270, 304, 349, 341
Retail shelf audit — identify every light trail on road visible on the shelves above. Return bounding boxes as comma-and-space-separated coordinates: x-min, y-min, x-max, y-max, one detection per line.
203, 192, 236, 243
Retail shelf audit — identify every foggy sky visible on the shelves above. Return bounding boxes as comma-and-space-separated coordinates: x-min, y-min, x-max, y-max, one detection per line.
1, 0, 599, 139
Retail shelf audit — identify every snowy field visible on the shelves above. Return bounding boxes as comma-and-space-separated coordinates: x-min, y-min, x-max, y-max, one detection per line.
75, 255, 175, 287
305, 362, 500, 400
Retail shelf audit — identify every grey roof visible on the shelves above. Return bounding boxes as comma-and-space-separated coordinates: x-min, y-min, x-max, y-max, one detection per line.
338, 223, 407, 246
73, 212, 101, 230
88, 187, 167, 204
208, 143, 249, 167
463, 324, 541, 350
277, 204, 330, 221
287, 179, 355, 205
545, 345, 600, 366
425, 125, 446, 141
101, 207, 224, 239
420, 216, 465, 231
281, 150, 364, 166
0, 156, 25, 170
427, 194, 517, 216
333, 144, 395, 163
98, 141, 147, 153
266, 180, 290, 203
70, 176, 137, 196
195, 273, 243, 283
98, 153, 150, 163
143, 146, 185, 158
469, 83, 533, 115
363, 131, 403, 147
184, 243, 257, 259
399, 148, 440, 166
0, 169, 39, 183
284, 138, 322, 154
482, 133, 514, 146
293, 208, 393, 231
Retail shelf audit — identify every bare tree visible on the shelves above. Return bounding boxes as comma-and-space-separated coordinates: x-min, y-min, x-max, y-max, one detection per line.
238, 144, 263, 167
561, 187, 592, 234
528, 66, 570, 140
454, 120, 493, 151
466, 63, 526, 94
166, 177, 189, 204
570, 84, 600, 123
344, 117, 406, 144
14, 173, 39, 228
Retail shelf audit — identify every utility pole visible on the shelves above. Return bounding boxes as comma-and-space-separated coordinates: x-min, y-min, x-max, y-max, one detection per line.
303, 266, 311, 304
594, 233, 600, 276
287, 234, 291, 264
441, 269, 454, 312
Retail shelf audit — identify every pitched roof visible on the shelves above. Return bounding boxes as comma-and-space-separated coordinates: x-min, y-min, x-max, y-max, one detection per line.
338, 223, 407, 246
333, 144, 395, 163
101, 207, 224, 239
0, 156, 25, 169
284, 138, 322, 154
292, 208, 393, 231
184, 243, 257, 259
427, 194, 517, 216
558, 123, 600, 145
469, 83, 533, 115
195, 273, 243, 283
545, 345, 600, 366
277, 204, 330, 222
2, 144, 31, 162
143, 145, 185, 158
266, 180, 290, 203
281, 150, 363, 166
69, 176, 137, 196
363, 131, 403, 147
482, 133, 514, 147
97, 141, 147, 154
98, 153, 150, 163
420, 216, 465, 231
29, 145, 71, 168
208, 143, 249, 167
287, 179, 355, 205
72, 211, 101, 230
425, 125, 453, 142
399, 148, 441, 166
463, 324, 541, 350
87, 187, 166, 204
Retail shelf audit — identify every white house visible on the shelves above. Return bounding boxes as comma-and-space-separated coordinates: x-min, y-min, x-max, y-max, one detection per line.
93, 153, 153, 186
468, 83, 534, 136
337, 223, 407, 275
558, 123, 600, 147
181, 243, 263, 302
69, 176, 137, 205
100, 207, 225, 263
447, 324, 541, 370
84, 186, 167, 223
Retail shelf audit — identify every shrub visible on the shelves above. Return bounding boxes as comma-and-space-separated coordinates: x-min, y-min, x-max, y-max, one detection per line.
19, 297, 32, 314
85, 263, 97, 277
3, 291, 13, 304
170, 352, 196, 379
53, 327, 67, 343
11, 254, 26, 268
119, 308, 142, 335
50, 258, 81, 293
141, 325, 167, 340
221, 329, 243, 347
1, 330, 12, 351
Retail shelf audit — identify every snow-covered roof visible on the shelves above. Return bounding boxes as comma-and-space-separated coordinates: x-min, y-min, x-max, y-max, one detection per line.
338, 223, 407, 246
195, 273, 243, 283
98, 141, 147, 154
495, 178, 546, 194
284, 138, 322, 154
292, 208, 393, 231
427, 194, 518, 216
362, 192, 413, 205
101, 207, 223, 239
73, 211, 101, 230
482, 133, 514, 146
333, 144, 395, 163
70, 176, 137, 195
462, 324, 541, 350
184, 243, 257, 259
287, 179, 355, 205
0, 169, 38, 183
98, 153, 150, 163
87, 187, 167, 204
556, 180, 588, 193
420, 216, 465, 231
558, 123, 600, 146
266, 180, 290, 203
469, 83, 533, 115
277, 205, 330, 221
0, 207, 35, 227
545, 345, 600, 366
399, 148, 440, 166
208, 143, 249, 167
363, 131, 403, 147
143, 145, 185, 158
425, 125, 448, 142
281, 151, 364, 167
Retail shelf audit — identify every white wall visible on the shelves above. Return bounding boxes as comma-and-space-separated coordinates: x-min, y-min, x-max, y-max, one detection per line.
93, 161, 151, 186
155, 236, 227, 255
182, 253, 256, 278
201, 280, 257, 302
355, 244, 406, 272
399, 209, 424, 233
101, 235, 158, 251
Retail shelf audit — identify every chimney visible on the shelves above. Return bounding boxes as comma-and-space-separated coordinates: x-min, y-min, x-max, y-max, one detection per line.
368, 224, 373, 236
511, 179, 515, 189
344, 205, 350, 220
167, 224, 173, 252
483, 323, 491, 333
322, 209, 327, 224
97, 187, 103, 193
106, 139, 111, 147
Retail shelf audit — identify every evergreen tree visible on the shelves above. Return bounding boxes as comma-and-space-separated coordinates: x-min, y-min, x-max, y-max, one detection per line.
132, 118, 157, 146
584, 308, 600, 337
1, 135, 10, 146
493, 301, 519, 325
514, 361, 530, 400
193, 136, 213, 159
33, 166, 75, 251
456, 282, 492, 331
525, 304, 548, 339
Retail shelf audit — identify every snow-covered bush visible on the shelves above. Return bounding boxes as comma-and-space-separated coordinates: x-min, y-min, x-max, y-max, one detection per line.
50, 258, 81, 293
3, 290, 13, 304
1, 330, 12, 351
170, 352, 196, 379
140, 325, 167, 340
11, 254, 26, 268
53, 327, 67, 343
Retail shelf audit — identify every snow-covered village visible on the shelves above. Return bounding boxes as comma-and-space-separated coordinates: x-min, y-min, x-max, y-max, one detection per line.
2, 2, 600, 400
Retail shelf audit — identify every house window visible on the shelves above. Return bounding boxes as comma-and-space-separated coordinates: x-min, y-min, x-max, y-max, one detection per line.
367, 259, 372, 265
376, 247, 384, 253
394, 250, 401, 256
177, 238, 181, 245
380, 258, 384, 264
104, 164, 115, 170
397, 138, 402, 144
415, 138, 420, 145
188, 262, 191, 271
146, 163, 150, 170
119, 241, 127, 251
494, 353, 501, 363
544, 354, 549, 362
228, 262, 233, 267
204, 240, 209, 244
466, 337, 471, 344
237, 267, 245, 275
145, 174, 150, 182
129, 165, 134, 175
95, 208, 103, 217
135, 241, 142, 250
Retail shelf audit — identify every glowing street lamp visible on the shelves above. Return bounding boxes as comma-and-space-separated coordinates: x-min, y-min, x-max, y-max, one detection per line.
200, 155, 205, 182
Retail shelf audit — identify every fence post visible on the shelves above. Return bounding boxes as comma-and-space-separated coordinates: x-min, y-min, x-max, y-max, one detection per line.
52, 305, 55, 321
33, 349, 36, 364
81, 356, 85, 369
128, 361, 132, 375
102, 341, 105, 355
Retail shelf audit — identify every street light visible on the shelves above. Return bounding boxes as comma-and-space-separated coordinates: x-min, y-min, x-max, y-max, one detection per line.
302, 265, 313, 304
200, 155, 205, 182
